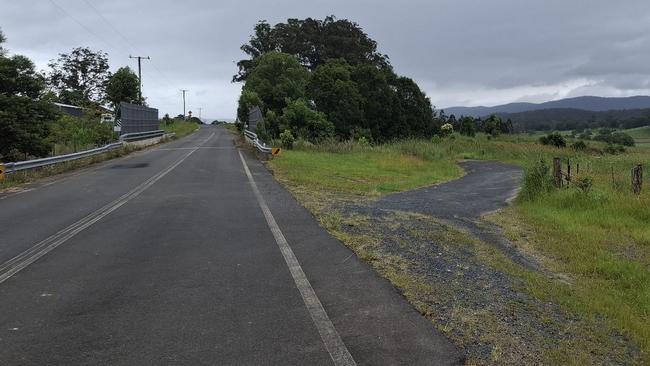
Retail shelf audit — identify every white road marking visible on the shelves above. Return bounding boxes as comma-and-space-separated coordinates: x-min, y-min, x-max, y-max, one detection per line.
238, 150, 356, 366
0, 132, 216, 285
0, 129, 213, 201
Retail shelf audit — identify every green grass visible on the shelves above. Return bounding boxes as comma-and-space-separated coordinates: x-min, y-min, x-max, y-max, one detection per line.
269, 133, 650, 363
270, 142, 462, 195
623, 126, 650, 139
623, 126, 650, 147
161, 121, 199, 138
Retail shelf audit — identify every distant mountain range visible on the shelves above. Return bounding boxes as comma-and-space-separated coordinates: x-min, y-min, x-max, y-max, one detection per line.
444, 96, 650, 118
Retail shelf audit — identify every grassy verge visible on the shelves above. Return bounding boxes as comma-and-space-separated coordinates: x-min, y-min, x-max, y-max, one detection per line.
162, 121, 200, 138
268, 133, 649, 364
270, 143, 462, 195
223, 123, 240, 134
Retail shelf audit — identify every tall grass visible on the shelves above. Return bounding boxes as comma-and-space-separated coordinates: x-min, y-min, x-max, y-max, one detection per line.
162, 121, 199, 138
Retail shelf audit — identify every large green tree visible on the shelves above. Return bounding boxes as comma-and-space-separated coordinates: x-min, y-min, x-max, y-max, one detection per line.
393, 76, 438, 138
234, 16, 389, 81
308, 59, 364, 138
106, 66, 139, 112
0, 28, 6, 56
280, 99, 334, 142
0, 33, 58, 161
240, 52, 309, 116
350, 64, 401, 141
47, 47, 111, 106
235, 17, 439, 143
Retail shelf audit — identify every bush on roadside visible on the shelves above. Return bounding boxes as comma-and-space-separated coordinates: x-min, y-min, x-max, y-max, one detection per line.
358, 136, 370, 147
572, 140, 588, 151
539, 132, 566, 148
439, 123, 453, 137
604, 144, 625, 155
520, 159, 555, 201
280, 129, 295, 149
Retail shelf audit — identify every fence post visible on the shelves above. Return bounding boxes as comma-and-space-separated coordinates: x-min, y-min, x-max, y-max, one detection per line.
566, 158, 571, 183
553, 157, 563, 188
632, 164, 643, 196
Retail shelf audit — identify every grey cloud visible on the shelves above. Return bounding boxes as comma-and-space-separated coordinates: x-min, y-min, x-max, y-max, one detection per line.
1, 0, 649, 116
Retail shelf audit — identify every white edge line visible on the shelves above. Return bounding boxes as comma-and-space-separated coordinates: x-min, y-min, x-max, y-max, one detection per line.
238, 150, 356, 366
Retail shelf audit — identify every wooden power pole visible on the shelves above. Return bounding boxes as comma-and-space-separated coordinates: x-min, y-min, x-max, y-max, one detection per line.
129, 55, 150, 104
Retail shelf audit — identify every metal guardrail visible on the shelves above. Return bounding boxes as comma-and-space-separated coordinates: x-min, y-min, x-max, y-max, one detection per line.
119, 130, 165, 142
4, 142, 124, 174
3, 130, 167, 174
244, 129, 272, 154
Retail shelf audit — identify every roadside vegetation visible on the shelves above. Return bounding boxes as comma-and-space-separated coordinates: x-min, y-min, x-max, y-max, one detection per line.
231, 15, 650, 365
0, 27, 163, 164
161, 114, 200, 139
268, 133, 650, 365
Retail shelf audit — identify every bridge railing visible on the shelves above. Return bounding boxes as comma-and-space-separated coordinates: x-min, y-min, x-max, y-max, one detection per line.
244, 129, 272, 154
3, 130, 169, 174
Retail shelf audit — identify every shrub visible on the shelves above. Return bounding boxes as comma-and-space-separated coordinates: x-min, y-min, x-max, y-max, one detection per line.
572, 140, 588, 150
520, 159, 554, 201
358, 136, 370, 147
539, 132, 566, 148
439, 123, 453, 137
604, 143, 625, 155
281, 99, 334, 143
593, 130, 635, 146
279, 129, 295, 149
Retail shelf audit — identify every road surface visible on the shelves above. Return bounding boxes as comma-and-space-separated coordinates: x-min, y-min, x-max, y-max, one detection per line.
0, 126, 462, 365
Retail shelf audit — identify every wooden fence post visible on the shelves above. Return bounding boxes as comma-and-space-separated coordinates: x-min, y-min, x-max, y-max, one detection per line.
553, 157, 563, 188
566, 158, 571, 183
632, 164, 643, 196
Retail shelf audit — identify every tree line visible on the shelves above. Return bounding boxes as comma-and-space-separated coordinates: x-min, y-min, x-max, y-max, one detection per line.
492, 108, 650, 132
235, 16, 444, 143
0, 28, 141, 162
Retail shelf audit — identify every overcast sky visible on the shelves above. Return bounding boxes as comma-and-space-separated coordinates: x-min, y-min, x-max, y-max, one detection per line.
2, 0, 650, 120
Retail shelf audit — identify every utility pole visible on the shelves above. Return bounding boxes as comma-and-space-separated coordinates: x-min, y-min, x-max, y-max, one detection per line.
198, 108, 202, 120
129, 55, 150, 104
180, 89, 188, 118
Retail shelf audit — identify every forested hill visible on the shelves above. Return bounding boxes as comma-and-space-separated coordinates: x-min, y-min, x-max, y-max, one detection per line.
496, 107, 650, 132
445, 96, 650, 118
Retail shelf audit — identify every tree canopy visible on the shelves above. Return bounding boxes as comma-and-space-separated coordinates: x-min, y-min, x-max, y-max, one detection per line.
106, 66, 139, 112
234, 16, 389, 82
47, 47, 111, 106
235, 16, 438, 143
0, 33, 59, 161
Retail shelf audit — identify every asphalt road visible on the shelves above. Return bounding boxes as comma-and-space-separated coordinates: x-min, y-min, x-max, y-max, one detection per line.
0, 126, 462, 365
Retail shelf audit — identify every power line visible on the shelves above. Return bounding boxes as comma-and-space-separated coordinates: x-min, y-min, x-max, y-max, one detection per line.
48, 0, 123, 56
83, 0, 136, 50
82, 0, 176, 89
